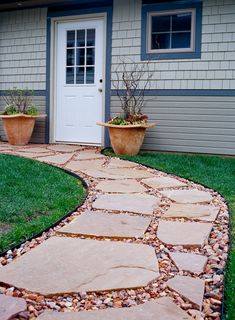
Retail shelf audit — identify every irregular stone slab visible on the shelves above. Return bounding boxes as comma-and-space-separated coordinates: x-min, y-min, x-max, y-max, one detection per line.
38, 297, 193, 320
16, 147, 50, 153
157, 221, 212, 247
47, 145, 83, 152
15, 151, 54, 159
142, 177, 187, 189
107, 158, 137, 168
76, 150, 105, 160
37, 153, 73, 165
160, 189, 213, 203
0, 237, 159, 295
93, 194, 160, 215
82, 167, 155, 179
58, 211, 151, 239
66, 159, 105, 172
164, 203, 220, 221
169, 252, 208, 274
0, 294, 27, 320
96, 179, 147, 193
166, 276, 205, 310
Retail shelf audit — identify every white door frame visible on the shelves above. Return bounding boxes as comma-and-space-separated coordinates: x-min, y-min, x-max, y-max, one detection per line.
49, 13, 107, 145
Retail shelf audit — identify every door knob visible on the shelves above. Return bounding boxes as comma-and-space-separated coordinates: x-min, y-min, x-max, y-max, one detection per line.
98, 88, 103, 92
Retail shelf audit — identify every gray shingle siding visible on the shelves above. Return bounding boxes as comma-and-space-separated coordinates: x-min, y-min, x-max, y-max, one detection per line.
0, 8, 47, 91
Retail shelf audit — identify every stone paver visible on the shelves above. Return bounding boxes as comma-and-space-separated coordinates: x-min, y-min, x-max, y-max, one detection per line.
96, 179, 147, 193
166, 276, 205, 310
66, 159, 105, 172
107, 158, 137, 168
164, 203, 220, 221
82, 167, 155, 179
93, 194, 160, 215
142, 176, 187, 189
38, 297, 193, 320
75, 150, 105, 160
160, 189, 213, 203
0, 294, 27, 320
169, 252, 208, 274
37, 153, 73, 165
47, 145, 83, 152
0, 237, 159, 295
157, 221, 213, 247
15, 151, 54, 158
16, 147, 50, 153
58, 211, 151, 238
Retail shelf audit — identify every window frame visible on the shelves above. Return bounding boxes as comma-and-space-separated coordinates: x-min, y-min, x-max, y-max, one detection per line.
141, 1, 202, 60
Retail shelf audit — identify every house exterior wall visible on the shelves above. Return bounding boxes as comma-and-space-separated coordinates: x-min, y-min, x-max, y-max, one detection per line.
0, 8, 47, 142
112, 0, 235, 90
0, 1, 234, 154
111, 0, 235, 155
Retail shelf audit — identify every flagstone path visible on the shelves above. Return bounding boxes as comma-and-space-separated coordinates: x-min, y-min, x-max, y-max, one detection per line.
0, 143, 229, 320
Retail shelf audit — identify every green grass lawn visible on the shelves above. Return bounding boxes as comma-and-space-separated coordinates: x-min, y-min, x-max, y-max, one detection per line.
0, 154, 86, 253
104, 149, 235, 320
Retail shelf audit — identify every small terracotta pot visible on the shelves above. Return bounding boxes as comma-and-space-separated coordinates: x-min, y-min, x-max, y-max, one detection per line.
97, 122, 156, 156
0, 114, 46, 146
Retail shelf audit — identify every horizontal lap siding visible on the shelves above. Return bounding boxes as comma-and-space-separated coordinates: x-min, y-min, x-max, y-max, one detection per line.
0, 96, 46, 143
111, 96, 235, 155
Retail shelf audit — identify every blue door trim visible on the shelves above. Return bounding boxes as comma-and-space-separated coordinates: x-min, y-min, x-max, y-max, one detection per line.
46, 5, 113, 145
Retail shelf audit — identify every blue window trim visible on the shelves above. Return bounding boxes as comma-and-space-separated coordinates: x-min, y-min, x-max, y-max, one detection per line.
141, 0, 202, 60
46, 4, 113, 145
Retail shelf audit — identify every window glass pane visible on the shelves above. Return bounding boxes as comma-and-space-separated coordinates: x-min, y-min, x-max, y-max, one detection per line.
152, 15, 170, 33
77, 30, 85, 47
86, 67, 95, 84
172, 13, 192, 31
76, 67, 85, 84
86, 48, 95, 65
66, 67, 74, 84
67, 30, 75, 47
87, 29, 96, 46
151, 33, 170, 50
172, 32, 191, 48
66, 49, 75, 66
76, 48, 85, 66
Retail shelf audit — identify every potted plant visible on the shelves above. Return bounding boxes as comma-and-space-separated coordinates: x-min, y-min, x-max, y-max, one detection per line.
0, 88, 46, 145
97, 58, 155, 155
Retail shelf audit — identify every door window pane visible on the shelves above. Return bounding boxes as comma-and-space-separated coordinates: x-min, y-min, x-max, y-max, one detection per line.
66, 49, 75, 66
86, 48, 95, 65
76, 48, 85, 66
76, 67, 85, 84
86, 67, 95, 84
77, 30, 85, 47
87, 29, 96, 46
66, 67, 74, 84
66, 28, 96, 85
67, 31, 75, 47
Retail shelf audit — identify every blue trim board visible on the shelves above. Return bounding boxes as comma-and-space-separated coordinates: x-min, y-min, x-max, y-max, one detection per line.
0, 90, 46, 97
111, 89, 235, 97
46, 4, 113, 146
141, 0, 202, 60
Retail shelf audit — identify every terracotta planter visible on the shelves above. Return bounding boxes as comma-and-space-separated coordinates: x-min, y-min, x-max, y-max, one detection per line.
0, 114, 46, 146
97, 122, 156, 156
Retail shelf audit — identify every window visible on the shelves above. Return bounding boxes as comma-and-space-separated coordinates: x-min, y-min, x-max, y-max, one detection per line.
141, 1, 202, 60
66, 28, 96, 85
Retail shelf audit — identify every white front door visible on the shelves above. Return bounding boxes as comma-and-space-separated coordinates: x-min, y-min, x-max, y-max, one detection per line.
55, 19, 104, 144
